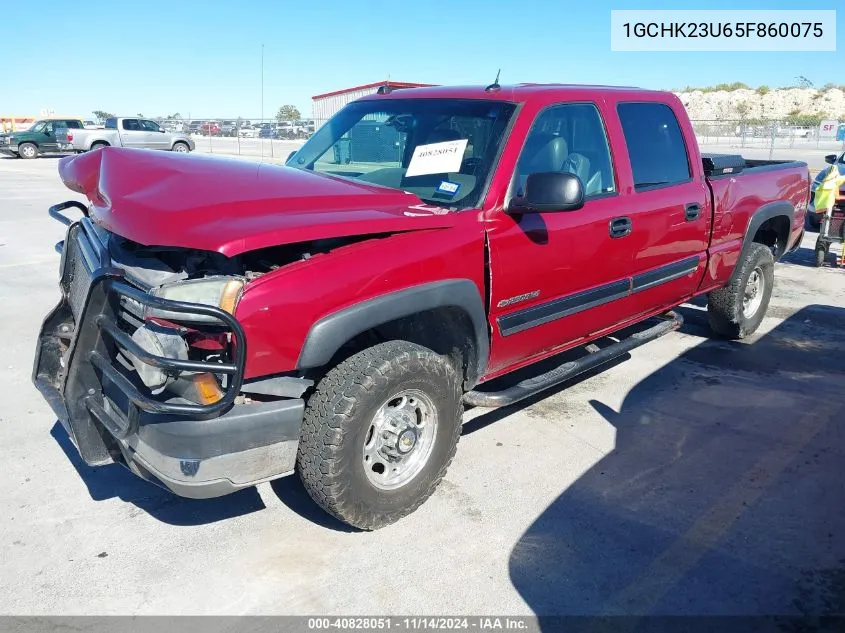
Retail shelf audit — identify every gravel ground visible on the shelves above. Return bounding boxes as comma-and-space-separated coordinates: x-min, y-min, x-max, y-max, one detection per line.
0, 156, 842, 619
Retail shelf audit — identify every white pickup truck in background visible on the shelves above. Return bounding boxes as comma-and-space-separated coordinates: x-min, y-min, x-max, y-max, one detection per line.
66, 117, 195, 153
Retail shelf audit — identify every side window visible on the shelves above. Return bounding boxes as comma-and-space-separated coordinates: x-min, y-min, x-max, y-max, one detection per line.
104, 118, 117, 129
515, 103, 616, 198
140, 120, 160, 132
65, 120, 82, 129
122, 119, 141, 131
617, 102, 691, 190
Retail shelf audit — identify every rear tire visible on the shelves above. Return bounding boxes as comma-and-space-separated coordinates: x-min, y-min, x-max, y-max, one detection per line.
815, 245, 827, 268
707, 242, 774, 339
18, 143, 37, 159
297, 340, 463, 530
90, 142, 109, 151
172, 142, 189, 153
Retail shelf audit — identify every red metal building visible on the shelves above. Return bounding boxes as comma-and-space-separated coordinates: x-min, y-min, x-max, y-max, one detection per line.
311, 81, 435, 123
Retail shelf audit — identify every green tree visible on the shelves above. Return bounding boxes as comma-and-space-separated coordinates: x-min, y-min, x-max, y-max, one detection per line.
276, 105, 301, 123
92, 110, 114, 121
795, 76, 813, 89
735, 101, 750, 120
755, 85, 769, 96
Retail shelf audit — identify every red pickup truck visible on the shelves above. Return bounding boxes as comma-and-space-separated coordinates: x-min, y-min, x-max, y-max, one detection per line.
34, 84, 809, 530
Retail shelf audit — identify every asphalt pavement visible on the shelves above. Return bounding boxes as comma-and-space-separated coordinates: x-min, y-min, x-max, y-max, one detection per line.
0, 156, 842, 619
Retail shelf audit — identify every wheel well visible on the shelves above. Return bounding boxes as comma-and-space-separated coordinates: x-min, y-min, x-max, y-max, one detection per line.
753, 215, 790, 258
91, 141, 110, 148
321, 307, 479, 389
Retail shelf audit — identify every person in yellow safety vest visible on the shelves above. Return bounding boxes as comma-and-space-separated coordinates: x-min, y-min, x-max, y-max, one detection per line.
816, 162, 845, 215
815, 162, 845, 264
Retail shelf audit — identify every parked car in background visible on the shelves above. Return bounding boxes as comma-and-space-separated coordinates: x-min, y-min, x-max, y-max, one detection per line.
66, 117, 195, 153
238, 126, 257, 138
258, 127, 277, 139
35, 84, 808, 530
187, 121, 204, 135
162, 120, 185, 133
220, 121, 237, 137
83, 120, 102, 129
201, 122, 221, 136
0, 118, 81, 158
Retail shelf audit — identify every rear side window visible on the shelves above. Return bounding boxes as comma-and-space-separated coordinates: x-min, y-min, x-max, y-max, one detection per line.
105, 118, 117, 129
65, 120, 82, 129
122, 119, 141, 131
617, 103, 691, 190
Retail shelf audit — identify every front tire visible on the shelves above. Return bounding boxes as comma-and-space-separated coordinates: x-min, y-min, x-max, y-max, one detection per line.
297, 341, 463, 530
172, 141, 190, 153
707, 242, 774, 339
18, 143, 37, 159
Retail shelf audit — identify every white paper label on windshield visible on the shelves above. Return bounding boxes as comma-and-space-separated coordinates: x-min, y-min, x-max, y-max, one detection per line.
405, 139, 468, 177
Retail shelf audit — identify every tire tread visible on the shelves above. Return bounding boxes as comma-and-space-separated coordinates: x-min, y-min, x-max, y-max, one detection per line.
297, 341, 462, 530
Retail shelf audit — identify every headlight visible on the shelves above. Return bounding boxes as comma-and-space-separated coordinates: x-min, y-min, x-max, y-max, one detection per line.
146, 276, 244, 324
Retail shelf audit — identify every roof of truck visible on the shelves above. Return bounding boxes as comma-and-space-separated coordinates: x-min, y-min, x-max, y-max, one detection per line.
359, 83, 666, 104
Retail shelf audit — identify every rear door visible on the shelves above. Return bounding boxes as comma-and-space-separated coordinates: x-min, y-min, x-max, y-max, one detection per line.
611, 99, 710, 316
119, 118, 150, 148
485, 102, 639, 373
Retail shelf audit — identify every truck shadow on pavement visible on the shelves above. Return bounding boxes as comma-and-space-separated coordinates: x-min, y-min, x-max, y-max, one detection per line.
506, 304, 845, 626
49, 422, 266, 525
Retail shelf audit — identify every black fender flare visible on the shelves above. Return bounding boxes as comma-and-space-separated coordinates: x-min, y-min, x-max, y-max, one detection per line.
296, 279, 489, 384
729, 200, 794, 283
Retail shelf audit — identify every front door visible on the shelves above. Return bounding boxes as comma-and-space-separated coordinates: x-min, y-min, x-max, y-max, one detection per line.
486, 102, 638, 374
140, 119, 169, 149
120, 118, 151, 148
39, 121, 61, 153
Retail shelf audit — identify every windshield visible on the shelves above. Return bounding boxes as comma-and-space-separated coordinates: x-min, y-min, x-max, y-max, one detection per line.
286, 98, 517, 210
28, 121, 45, 133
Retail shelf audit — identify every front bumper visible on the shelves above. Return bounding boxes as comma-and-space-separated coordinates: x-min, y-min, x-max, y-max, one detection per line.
33, 202, 305, 498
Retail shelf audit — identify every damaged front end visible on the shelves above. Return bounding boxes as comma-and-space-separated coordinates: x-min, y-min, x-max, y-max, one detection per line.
33, 201, 308, 498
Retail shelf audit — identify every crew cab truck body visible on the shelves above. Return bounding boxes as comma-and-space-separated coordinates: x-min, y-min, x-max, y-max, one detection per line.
33, 85, 808, 529
0, 118, 82, 158
67, 117, 195, 153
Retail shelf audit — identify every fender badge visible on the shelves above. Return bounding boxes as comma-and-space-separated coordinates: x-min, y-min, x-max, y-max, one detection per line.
497, 290, 540, 308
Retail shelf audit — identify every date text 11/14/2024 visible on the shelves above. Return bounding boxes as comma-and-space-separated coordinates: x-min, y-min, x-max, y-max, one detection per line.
307, 617, 530, 630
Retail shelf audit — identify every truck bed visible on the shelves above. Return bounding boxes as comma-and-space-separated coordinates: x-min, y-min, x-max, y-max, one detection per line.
701, 153, 805, 177
701, 153, 809, 289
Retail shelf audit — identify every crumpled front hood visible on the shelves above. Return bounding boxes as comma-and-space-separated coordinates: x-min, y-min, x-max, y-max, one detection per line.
58, 147, 456, 257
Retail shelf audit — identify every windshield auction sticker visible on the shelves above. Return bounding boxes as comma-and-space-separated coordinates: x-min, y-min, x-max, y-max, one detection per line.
610, 10, 836, 51
406, 139, 468, 177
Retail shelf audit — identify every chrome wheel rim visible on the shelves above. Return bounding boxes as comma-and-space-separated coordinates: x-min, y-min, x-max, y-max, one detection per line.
743, 268, 765, 318
363, 389, 438, 490
174, 144, 188, 153
20, 145, 35, 158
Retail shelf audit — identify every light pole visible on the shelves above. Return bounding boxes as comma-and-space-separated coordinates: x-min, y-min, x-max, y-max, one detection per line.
261, 43, 265, 159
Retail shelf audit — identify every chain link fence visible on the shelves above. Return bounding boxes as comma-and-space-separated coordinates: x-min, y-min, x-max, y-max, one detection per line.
692, 120, 844, 162
147, 116, 845, 170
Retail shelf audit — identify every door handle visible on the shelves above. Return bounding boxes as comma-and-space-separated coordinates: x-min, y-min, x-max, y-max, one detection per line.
609, 216, 632, 238
685, 203, 701, 221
